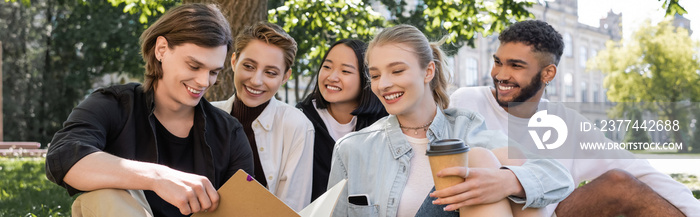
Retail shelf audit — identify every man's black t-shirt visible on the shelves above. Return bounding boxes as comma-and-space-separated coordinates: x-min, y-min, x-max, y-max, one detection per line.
144, 117, 195, 217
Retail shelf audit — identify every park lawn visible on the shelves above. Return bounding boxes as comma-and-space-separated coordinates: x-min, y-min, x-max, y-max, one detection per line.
0, 157, 74, 217
0, 157, 698, 216
671, 173, 700, 199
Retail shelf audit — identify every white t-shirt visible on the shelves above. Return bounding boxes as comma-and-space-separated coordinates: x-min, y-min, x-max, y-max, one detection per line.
314, 100, 358, 141
396, 135, 434, 217
449, 86, 700, 216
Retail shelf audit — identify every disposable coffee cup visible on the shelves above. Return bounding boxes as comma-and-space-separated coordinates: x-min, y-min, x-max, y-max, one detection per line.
426, 139, 470, 191
426, 139, 470, 215
427, 139, 513, 216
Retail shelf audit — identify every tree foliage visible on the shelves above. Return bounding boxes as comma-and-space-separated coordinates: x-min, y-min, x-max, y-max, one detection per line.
269, 0, 386, 101
376, 0, 532, 54
102, 0, 533, 102
590, 20, 700, 152
621, 106, 652, 148
269, 0, 533, 101
3, 0, 692, 145
109, 0, 175, 23
692, 108, 700, 152
1, 0, 160, 145
106, 0, 273, 101
185, 0, 269, 101
659, 0, 687, 17
99, 0, 688, 103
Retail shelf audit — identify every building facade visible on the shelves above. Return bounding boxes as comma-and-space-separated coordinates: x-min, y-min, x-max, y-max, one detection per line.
451, 0, 620, 105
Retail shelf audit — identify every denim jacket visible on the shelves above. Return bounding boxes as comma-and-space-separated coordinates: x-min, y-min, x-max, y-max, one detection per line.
327, 108, 574, 217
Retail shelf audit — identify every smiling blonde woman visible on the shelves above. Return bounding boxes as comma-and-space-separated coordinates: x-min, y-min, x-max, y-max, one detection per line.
327, 24, 574, 217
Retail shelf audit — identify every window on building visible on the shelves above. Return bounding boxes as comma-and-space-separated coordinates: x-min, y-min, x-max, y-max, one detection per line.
464, 57, 478, 86
483, 56, 495, 86
603, 89, 609, 103
565, 73, 573, 97
564, 33, 573, 57
581, 82, 588, 102
593, 83, 599, 102
446, 56, 455, 80
546, 77, 557, 96
579, 46, 587, 68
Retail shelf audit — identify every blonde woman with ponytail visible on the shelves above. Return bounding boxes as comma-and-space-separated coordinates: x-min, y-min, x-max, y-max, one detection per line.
327, 24, 573, 217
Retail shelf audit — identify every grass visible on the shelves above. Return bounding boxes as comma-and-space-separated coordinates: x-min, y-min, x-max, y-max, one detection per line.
0, 157, 75, 217
670, 173, 700, 199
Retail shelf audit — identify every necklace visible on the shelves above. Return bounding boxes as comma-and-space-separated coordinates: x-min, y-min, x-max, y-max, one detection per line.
399, 120, 433, 135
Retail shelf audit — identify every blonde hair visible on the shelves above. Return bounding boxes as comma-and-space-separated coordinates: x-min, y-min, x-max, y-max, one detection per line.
140, 3, 232, 92
366, 24, 450, 109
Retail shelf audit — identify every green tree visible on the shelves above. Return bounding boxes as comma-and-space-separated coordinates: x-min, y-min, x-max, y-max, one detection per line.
374, 0, 532, 54
108, 0, 272, 101
1, 1, 48, 143
691, 106, 700, 152
182, 0, 269, 100
658, 0, 688, 17
269, 0, 386, 101
104, 0, 534, 102
3, 0, 691, 145
267, 0, 535, 100
1, 0, 159, 145
102, 0, 688, 103
590, 20, 700, 153
621, 107, 652, 149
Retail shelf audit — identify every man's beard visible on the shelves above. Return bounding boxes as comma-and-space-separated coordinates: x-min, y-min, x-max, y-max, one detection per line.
493, 70, 543, 108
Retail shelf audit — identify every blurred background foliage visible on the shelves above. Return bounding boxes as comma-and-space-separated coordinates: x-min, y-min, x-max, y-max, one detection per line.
0, 0, 688, 147
0, 1, 696, 216
1, 0, 535, 145
590, 20, 700, 152
1, 0, 175, 147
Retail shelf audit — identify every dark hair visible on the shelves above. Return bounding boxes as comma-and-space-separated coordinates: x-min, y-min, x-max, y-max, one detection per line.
301, 39, 385, 116
498, 20, 564, 66
366, 24, 451, 110
140, 3, 233, 92
234, 22, 297, 72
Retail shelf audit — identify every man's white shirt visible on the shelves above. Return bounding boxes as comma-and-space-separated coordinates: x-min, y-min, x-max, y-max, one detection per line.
450, 86, 700, 216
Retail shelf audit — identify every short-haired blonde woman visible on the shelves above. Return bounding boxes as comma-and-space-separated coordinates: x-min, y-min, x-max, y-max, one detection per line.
212, 22, 314, 211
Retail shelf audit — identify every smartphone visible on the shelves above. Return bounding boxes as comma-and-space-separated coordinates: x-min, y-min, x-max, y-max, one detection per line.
348, 194, 370, 206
